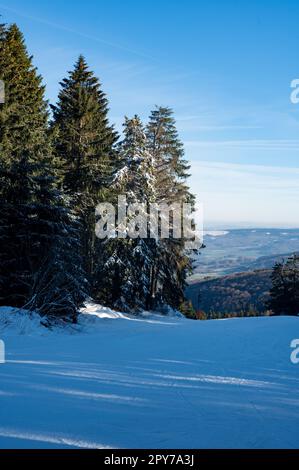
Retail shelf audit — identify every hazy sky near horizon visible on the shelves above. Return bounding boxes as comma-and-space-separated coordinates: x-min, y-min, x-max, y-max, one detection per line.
1, 0, 299, 227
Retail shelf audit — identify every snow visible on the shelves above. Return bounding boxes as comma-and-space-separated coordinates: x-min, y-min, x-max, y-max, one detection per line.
0, 304, 298, 449
0, 308, 50, 336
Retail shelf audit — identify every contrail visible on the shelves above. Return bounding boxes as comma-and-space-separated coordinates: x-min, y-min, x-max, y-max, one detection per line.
0, 4, 154, 60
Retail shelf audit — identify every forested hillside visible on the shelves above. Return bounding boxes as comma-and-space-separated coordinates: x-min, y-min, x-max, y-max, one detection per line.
186, 269, 272, 316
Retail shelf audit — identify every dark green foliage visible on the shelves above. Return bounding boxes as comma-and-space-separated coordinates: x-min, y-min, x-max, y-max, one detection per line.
146, 106, 194, 205
0, 24, 50, 164
146, 106, 197, 310
23, 203, 87, 321
0, 24, 87, 320
268, 254, 299, 316
51, 56, 118, 281
180, 300, 197, 319
0, 23, 198, 318
186, 269, 272, 316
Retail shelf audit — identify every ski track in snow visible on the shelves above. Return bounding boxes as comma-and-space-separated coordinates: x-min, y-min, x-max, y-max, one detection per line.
0, 304, 298, 449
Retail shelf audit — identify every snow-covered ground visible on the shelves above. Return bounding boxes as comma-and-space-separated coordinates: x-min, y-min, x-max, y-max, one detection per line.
0, 304, 298, 449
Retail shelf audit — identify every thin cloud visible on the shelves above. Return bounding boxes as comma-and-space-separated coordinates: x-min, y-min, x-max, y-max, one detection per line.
192, 160, 299, 175
185, 139, 299, 151
190, 160, 299, 226
0, 4, 153, 60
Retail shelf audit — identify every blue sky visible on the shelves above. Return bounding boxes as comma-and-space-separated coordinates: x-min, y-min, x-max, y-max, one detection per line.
1, 0, 299, 227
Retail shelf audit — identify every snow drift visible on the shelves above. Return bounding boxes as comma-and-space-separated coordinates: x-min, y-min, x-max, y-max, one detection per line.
0, 304, 298, 449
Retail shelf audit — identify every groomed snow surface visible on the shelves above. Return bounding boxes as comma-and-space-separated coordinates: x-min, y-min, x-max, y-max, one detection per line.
0, 304, 298, 449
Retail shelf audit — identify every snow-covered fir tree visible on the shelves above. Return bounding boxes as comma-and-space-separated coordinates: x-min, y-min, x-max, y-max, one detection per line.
94, 116, 157, 311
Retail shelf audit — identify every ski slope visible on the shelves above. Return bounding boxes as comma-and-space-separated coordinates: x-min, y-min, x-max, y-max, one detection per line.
0, 304, 298, 449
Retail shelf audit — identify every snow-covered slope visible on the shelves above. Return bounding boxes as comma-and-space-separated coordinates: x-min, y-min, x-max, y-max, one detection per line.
0, 305, 298, 449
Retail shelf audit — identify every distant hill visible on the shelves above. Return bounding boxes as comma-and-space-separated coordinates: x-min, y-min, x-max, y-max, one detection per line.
186, 269, 272, 315
191, 228, 299, 281
225, 252, 299, 274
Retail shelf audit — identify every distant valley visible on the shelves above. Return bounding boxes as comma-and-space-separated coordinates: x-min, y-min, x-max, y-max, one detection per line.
186, 228, 299, 314
191, 228, 299, 281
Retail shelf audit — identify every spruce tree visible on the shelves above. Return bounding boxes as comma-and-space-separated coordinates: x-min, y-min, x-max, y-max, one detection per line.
147, 106, 194, 205
0, 23, 49, 307
0, 24, 86, 319
51, 56, 118, 281
146, 106, 197, 310
269, 255, 299, 316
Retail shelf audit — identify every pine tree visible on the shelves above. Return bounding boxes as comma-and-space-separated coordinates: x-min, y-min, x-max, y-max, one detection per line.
269, 255, 299, 316
146, 106, 197, 310
51, 56, 118, 281
0, 23, 49, 307
0, 24, 87, 319
147, 106, 194, 206
179, 300, 197, 319
94, 116, 156, 311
